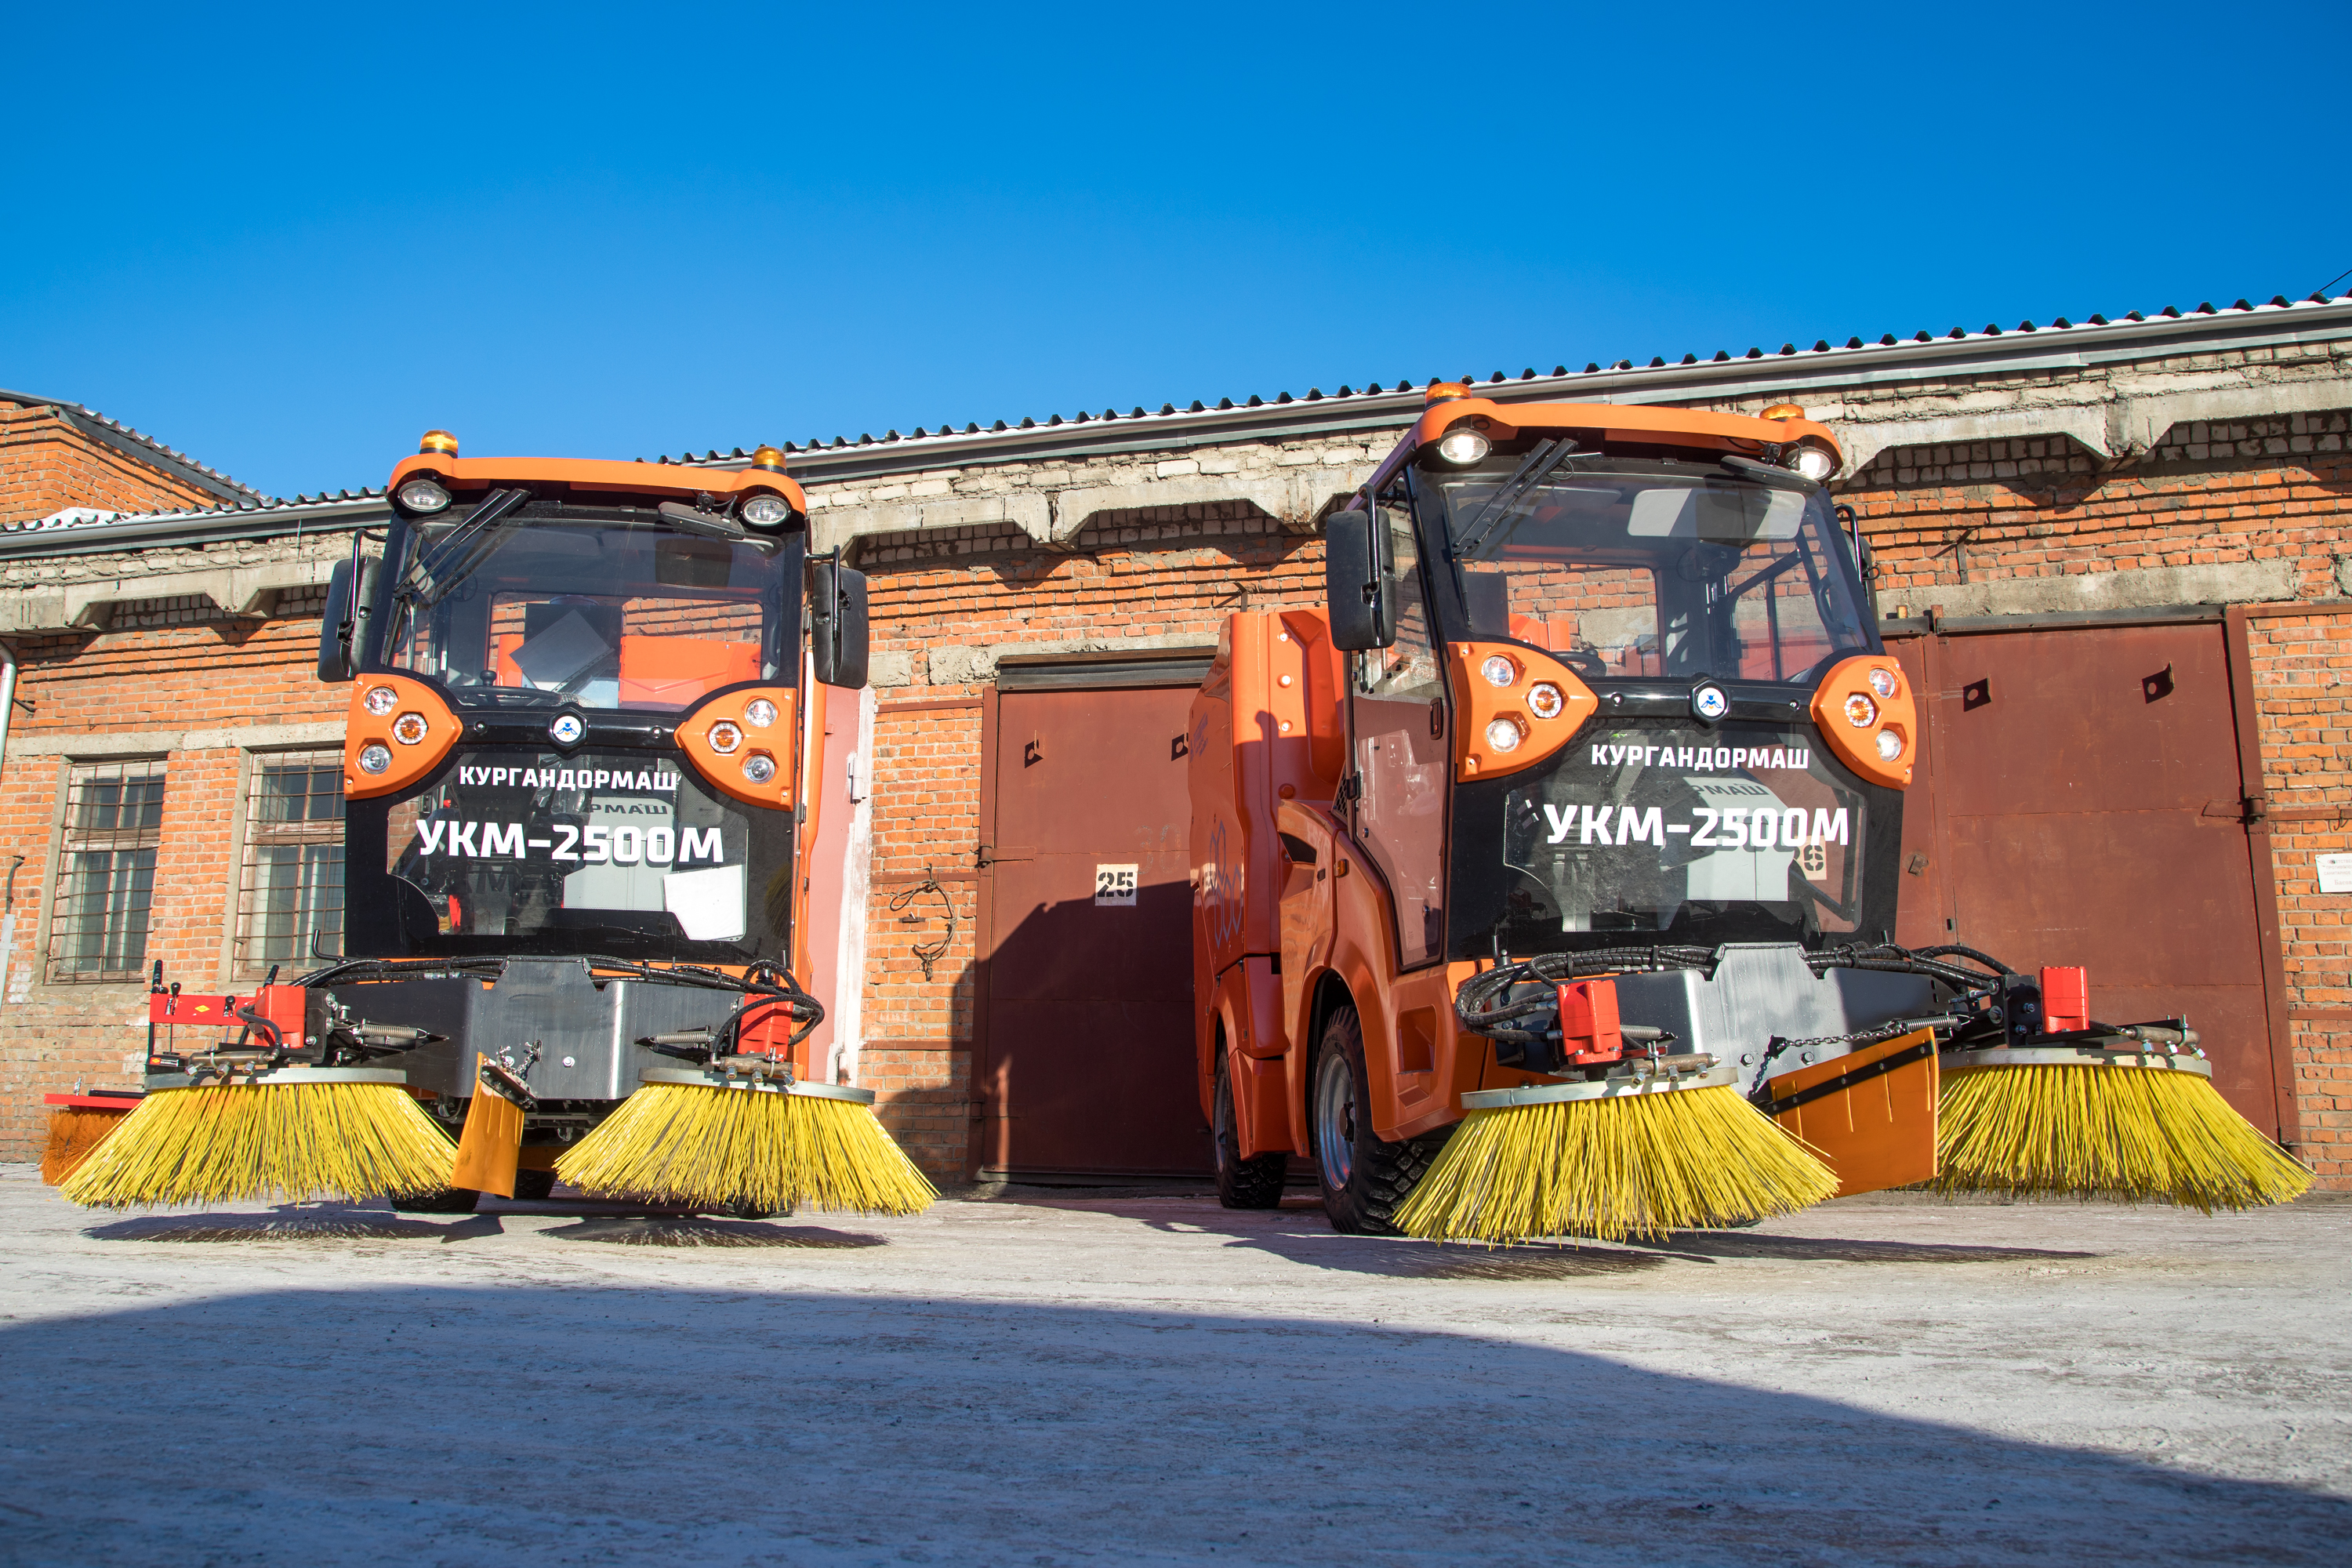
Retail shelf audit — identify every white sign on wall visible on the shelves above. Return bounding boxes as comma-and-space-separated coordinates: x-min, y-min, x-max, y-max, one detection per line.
2316, 853, 2352, 895
1094, 864, 1138, 906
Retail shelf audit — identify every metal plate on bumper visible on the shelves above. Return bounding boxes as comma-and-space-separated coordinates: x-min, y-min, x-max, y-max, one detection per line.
640, 1067, 877, 1105
1462, 1060, 1737, 1109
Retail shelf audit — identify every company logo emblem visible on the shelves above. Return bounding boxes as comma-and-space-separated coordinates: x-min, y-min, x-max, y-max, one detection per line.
1690, 684, 1729, 722
548, 713, 586, 746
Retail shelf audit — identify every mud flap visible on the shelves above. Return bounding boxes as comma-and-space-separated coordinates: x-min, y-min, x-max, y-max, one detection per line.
450, 1055, 532, 1198
1755, 1028, 1939, 1197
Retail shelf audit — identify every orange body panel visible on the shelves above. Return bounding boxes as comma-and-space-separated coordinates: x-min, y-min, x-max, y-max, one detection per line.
1766, 1029, 1940, 1196
676, 685, 797, 811
343, 673, 463, 800
1408, 397, 1843, 469
1809, 654, 1916, 789
1445, 640, 1599, 782
389, 452, 808, 514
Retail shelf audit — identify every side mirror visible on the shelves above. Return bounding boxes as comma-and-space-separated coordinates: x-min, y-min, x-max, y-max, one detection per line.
1323, 506, 1396, 652
810, 554, 870, 689
316, 557, 377, 682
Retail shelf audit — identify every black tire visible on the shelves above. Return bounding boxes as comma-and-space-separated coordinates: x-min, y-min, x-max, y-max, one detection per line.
510, 1168, 557, 1202
1311, 1004, 1442, 1235
1214, 1058, 1288, 1210
390, 1187, 481, 1215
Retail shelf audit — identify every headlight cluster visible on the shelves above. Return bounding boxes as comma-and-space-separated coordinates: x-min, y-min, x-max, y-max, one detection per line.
1472, 650, 1573, 763
1844, 666, 1907, 761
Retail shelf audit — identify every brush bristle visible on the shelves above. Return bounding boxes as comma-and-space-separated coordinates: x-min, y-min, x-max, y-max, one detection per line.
1395, 1084, 1839, 1245
56, 1084, 457, 1209
41, 1107, 130, 1185
554, 1083, 937, 1216
1935, 1064, 2312, 1211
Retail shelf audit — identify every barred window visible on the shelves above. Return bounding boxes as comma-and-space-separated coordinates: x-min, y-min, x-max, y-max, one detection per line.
47, 761, 166, 982
235, 753, 346, 972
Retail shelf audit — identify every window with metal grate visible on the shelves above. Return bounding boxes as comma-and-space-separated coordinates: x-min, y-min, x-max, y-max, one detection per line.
235, 752, 346, 973
47, 761, 167, 982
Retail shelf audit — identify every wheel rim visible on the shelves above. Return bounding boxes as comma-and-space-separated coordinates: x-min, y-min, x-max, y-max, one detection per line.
1314, 1052, 1356, 1192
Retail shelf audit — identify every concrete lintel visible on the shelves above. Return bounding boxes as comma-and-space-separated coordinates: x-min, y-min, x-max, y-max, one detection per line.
9, 719, 347, 759
1877, 560, 2299, 621
926, 633, 1216, 688
812, 493, 1054, 556
2106, 380, 2352, 454
13, 560, 343, 633
1047, 471, 1357, 547
1833, 407, 2114, 480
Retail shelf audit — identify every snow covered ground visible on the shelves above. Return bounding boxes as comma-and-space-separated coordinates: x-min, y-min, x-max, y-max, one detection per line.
2, 1167, 2346, 1566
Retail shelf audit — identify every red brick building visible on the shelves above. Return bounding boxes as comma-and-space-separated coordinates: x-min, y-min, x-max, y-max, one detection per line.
6, 298, 2350, 1186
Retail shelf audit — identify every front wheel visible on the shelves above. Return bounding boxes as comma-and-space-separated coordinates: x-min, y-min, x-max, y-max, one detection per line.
1214, 1059, 1287, 1210
1311, 1004, 1441, 1235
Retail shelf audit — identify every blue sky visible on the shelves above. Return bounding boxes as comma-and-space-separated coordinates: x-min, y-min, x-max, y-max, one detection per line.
3, 2, 2343, 499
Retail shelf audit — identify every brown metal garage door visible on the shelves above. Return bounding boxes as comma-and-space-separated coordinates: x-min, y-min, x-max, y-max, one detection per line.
1888, 614, 2294, 1137
975, 656, 1212, 1178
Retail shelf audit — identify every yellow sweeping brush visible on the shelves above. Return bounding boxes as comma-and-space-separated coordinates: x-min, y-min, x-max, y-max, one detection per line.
41, 1096, 136, 1185
557, 1069, 936, 1217
1934, 1048, 2310, 1212
57, 1070, 456, 1210
1396, 1079, 1839, 1245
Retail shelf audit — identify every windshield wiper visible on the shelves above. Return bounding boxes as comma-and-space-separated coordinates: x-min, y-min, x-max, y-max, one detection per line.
655, 501, 744, 540
1450, 439, 1593, 561
1720, 455, 1818, 492
398, 488, 531, 604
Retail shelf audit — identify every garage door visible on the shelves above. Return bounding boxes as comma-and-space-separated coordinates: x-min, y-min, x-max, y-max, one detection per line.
976, 656, 1212, 1178
1889, 616, 2291, 1136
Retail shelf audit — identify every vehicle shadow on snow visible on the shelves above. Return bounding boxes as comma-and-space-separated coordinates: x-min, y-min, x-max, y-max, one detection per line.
1025, 1196, 2102, 1279
542, 1216, 887, 1248
0, 1283, 2343, 1567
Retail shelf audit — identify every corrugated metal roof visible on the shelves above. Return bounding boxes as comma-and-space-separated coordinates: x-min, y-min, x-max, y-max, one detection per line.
9, 290, 2348, 560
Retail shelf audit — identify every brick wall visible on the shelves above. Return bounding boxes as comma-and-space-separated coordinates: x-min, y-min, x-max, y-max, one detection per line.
0, 400, 223, 525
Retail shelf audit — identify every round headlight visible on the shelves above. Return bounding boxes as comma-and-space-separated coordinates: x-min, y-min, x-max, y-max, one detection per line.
397, 478, 452, 514
1875, 728, 1906, 762
1867, 667, 1899, 699
740, 494, 791, 528
363, 685, 399, 717
358, 743, 392, 775
742, 752, 777, 784
743, 698, 778, 728
1843, 693, 1878, 728
1480, 654, 1517, 688
1483, 717, 1523, 753
1436, 428, 1491, 465
1528, 682, 1565, 720
1784, 445, 1837, 483
392, 713, 429, 745
707, 720, 743, 755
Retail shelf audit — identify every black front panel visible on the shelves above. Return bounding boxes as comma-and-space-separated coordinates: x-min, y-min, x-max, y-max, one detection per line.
1449, 717, 1901, 960
347, 745, 793, 965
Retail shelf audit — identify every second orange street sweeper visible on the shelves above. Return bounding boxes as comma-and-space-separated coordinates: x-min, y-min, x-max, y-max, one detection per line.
1189, 387, 2310, 1243
59, 434, 933, 1218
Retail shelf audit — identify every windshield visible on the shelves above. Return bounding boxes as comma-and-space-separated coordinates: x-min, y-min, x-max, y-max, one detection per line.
1424, 458, 1869, 684
383, 506, 795, 713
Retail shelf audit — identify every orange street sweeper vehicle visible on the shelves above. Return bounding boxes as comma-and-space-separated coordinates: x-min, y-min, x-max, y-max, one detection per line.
1188, 387, 2297, 1240
59, 433, 933, 1218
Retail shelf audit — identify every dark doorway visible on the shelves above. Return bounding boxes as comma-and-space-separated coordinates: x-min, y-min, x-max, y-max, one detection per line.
978, 659, 1211, 1178
1889, 617, 2291, 1136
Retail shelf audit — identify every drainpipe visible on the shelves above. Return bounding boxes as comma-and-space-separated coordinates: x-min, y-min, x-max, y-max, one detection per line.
0, 638, 16, 773
0, 639, 16, 1009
